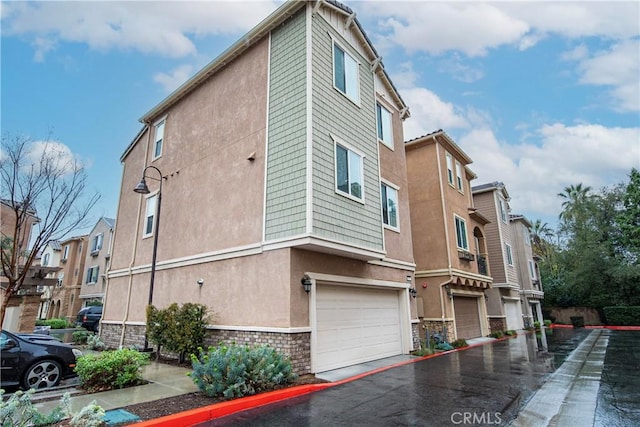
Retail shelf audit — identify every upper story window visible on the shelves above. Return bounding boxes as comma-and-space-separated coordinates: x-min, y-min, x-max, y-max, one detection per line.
333, 42, 359, 104
505, 243, 513, 266
153, 119, 165, 160
86, 266, 99, 284
445, 152, 454, 186
62, 245, 69, 260
499, 199, 508, 223
376, 103, 393, 149
381, 182, 399, 230
42, 253, 50, 266
455, 216, 468, 250
144, 194, 158, 238
335, 141, 364, 201
91, 233, 103, 253
528, 259, 536, 279
455, 161, 464, 192
524, 227, 531, 246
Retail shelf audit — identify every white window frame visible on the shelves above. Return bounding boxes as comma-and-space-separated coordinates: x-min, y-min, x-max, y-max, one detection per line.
455, 161, 464, 192
62, 245, 69, 260
505, 243, 513, 266
91, 233, 103, 253
153, 118, 166, 160
454, 215, 469, 250
524, 227, 531, 246
445, 152, 454, 186
332, 40, 360, 105
333, 136, 365, 203
86, 266, 99, 285
42, 253, 50, 266
381, 180, 399, 231
499, 199, 508, 223
376, 102, 393, 149
143, 193, 158, 238
528, 259, 536, 279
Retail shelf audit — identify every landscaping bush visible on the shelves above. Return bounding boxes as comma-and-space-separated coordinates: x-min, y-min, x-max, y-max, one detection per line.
504, 330, 517, 336
533, 321, 540, 329
543, 319, 552, 327
411, 340, 434, 356
434, 342, 454, 351
72, 330, 89, 345
489, 331, 504, 339
451, 338, 468, 348
570, 316, 585, 328
603, 306, 640, 326
190, 343, 296, 399
75, 349, 150, 393
87, 334, 106, 351
38, 318, 71, 329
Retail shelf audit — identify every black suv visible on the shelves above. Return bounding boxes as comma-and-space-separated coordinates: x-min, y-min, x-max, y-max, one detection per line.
76, 305, 102, 332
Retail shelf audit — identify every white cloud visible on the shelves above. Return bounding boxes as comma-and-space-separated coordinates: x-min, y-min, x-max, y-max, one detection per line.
153, 64, 195, 93
401, 87, 469, 139
26, 141, 84, 175
2, 1, 280, 60
437, 55, 484, 83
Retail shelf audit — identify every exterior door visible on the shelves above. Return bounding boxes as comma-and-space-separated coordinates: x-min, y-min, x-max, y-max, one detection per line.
453, 296, 482, 339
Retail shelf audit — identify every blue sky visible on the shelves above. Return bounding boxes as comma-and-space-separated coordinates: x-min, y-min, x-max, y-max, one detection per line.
2, 0, 639, 234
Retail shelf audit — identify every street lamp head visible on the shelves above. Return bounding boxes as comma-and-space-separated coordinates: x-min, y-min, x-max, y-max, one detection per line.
133, 178, 150, 194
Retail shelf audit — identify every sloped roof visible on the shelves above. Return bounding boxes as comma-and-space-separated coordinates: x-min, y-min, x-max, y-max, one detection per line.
405, 129, 473, 165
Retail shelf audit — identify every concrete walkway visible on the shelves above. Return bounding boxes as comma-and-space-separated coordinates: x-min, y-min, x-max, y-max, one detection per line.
512, 329, 608, 427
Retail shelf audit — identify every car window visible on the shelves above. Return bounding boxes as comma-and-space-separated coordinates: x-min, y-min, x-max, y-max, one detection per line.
0, 331, 12, 349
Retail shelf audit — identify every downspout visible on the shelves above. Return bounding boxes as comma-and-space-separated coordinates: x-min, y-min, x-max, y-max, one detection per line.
119, 123, 151, 348
435, 139, 454, 336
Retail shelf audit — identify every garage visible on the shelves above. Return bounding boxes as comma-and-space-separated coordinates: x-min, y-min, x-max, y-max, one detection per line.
504, 299, 523, 330
453, 296, 482, 339
315, 285, 403, 373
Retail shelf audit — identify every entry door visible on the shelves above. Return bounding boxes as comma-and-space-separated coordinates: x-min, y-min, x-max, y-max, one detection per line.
504, 301, 523, 330
453, 296, 482, 339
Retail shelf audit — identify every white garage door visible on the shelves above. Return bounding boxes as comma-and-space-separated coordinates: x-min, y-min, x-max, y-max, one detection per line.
315, 285, 403, 373
504, 300, 523, 330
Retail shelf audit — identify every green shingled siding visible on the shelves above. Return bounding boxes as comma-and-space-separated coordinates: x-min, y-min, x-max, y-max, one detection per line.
310, 15, 383, 250
265, 10, 307, 240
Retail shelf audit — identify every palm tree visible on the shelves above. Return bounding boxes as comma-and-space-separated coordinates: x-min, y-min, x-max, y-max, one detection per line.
558, 183, 592, 223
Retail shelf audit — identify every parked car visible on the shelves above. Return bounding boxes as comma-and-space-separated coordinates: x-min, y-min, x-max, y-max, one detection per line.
0, 330, 82, 390
76, 305, 103, 332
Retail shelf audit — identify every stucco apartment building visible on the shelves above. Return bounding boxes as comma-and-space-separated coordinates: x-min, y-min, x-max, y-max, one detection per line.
79, 217, 115, 306
48, 235, 88, 323
103, 0, 418, 374
405, 130, 493, 342
472, 182, 524, 332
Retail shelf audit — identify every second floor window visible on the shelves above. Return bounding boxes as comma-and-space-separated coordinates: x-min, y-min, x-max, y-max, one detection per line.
42, 253, 50, 266
376, 103, 393, 148
455, 216, 468, 250
91, 233, 103, 252
505, 243, 513, 266
381, 183, 399, 229
455, 161, 464, 192
153, 119, 165, 159
86, 266, 99, 284
333, 42, 359, 104
62, 245, 69, 260
335, 142, 364, 200
499, 199, 508, 223
528, 260, 536, 279
446, 152, 454, 186
144, 194, 158, 237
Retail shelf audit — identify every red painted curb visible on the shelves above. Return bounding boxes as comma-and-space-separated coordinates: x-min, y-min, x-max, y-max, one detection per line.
550, 324, 640, 331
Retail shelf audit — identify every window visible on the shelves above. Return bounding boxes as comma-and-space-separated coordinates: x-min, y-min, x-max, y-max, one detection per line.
381, 183, 399, 229
153, 119, 165, 159
57, 272, 64, 287
455, 161, 463, 191
335, 142, 364, 200
528, 260, 536, 279
42, 253, 50, 266
524, 228, 531, 246
91, 233, 103, 253
505, 244, 513, 266
144, 194, 158, 237
86, 266, 99, 284
455, 216, 468, 250
376, 103, 393, 148
499, 199, 508, 223
333, 42, 359, 103
445, 152, 454, 186
62, 245, 69, 260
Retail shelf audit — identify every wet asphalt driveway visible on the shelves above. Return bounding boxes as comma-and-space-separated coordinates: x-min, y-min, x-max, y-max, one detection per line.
200, 328, 604, 426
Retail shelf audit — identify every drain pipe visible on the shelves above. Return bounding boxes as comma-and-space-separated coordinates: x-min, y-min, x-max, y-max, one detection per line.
119, 124, 151, 348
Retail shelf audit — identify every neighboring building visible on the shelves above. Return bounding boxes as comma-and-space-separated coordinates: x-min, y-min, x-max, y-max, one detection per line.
79, 217, 115, 306
37, 240, 63, 319
405, 130, 493, 342
472, 182, 523, 332
104, 0, 417, 374
510, 214, 544, 327
49, 235, 87, 323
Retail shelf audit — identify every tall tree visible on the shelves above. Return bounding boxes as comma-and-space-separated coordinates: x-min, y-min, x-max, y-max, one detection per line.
0, 134, 100, 327
558, 183, 592, 223
530, 219, 554, 259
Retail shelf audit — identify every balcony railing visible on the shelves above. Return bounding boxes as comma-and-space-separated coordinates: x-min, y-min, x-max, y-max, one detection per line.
477, 255, 488, 276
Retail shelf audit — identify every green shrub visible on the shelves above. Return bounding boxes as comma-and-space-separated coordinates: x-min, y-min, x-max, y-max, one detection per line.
489, 331, 505, 339
533, 321, 541, 329
87, 334, 106, 351
0, 389, 104, 427
451, 338, 468, 348
41, 318, 70, 329
190, 343, 296, 399
147, 302, 211, 362
72, 330, 89, 345
35, 319, 46, 326
543, 319, 552, 327
435, 342, 454, 351
75, 349, 150, 393
412, 340, 433, 356
504, 330, 517, 336
603, 306, 640, 326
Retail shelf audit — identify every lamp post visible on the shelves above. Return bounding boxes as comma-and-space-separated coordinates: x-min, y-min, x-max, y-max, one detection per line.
133, 165, 163, 307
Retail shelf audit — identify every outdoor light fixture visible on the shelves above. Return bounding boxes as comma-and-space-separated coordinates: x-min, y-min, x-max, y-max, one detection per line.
445, 285, 453, 300
197, 278, 204, 287
301, 275, 312, 293
409, 287, 417, 298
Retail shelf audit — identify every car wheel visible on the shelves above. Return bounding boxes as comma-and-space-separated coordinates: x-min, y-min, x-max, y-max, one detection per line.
93, 322, 100, 333
23, 359, 62, 389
